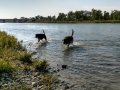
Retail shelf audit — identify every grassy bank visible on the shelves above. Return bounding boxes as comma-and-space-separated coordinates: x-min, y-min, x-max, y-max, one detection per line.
0, 31, 57, 90
21, 20, 120, 23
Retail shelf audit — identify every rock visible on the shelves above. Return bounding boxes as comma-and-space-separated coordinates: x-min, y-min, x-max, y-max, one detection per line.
61, 81, 65, 83
57, 69, 60, 72
34, 72, 39, 77
64, 84, 69, 89
32, 82, 37, 87
62, 65, 67, 69
48, 69, 53, 73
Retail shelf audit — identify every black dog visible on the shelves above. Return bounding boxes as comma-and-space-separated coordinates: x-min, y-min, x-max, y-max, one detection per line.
35, 30, 47, 42
62, 29, 74, 47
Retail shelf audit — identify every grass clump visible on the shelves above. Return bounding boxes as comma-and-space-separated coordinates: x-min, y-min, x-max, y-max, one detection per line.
0, 31, 23, 74
0, 31, 22, 50
0, 59, 15, 73
33, 60, 49, 72
40, 74, 57, 90
0, 31, 58, 90
17, 51, 32, 64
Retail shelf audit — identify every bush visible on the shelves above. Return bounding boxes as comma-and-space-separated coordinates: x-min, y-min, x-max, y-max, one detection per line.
33, 60, 49, 72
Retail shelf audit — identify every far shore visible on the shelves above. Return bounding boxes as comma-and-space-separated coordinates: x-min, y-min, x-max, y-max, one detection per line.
0, 19, 120, 23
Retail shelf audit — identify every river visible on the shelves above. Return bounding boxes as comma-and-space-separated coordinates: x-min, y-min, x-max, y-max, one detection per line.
0, 23, 120, 90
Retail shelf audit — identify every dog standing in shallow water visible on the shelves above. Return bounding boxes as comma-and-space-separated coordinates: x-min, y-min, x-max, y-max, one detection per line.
62, 29, 74, 47
35, 30, 47, 42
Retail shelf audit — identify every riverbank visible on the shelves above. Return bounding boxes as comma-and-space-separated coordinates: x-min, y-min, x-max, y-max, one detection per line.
1, 20, 120, 23
0, 31, 58, 90
0, 31, 83, 90
32, 20, 120, 23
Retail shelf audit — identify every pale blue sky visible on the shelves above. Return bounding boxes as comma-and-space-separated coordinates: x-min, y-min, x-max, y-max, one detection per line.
0, 0, 120, 19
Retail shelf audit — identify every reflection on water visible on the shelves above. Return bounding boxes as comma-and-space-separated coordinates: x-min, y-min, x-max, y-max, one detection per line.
0, 23, 120, 90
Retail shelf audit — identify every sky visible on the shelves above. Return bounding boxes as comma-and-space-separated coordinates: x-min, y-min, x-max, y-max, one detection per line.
0, 0, 120, 19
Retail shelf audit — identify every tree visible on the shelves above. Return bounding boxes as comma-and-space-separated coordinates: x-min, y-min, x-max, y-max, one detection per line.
48, 16, 52, 21
104, 11, 109, 20
91, 9, 103, 20
13, 18, 18, 23
75, 11, 85, 21
111, 10, 120, 20
35, 15, 40, 20
57, 13, 67, 21
67, 11, 75, 21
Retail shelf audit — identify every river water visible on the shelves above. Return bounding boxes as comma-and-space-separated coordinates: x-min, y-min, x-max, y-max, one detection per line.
0, 23, 120, 90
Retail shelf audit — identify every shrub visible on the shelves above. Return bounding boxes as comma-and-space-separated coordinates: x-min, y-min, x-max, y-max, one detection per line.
33, 60, 49, 72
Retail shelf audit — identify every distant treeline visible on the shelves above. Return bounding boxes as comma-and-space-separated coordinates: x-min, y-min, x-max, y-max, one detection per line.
2, 9, 120, 23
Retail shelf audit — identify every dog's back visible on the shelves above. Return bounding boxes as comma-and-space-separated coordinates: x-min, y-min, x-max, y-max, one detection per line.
63, 30, 74, 46
35, 34, 46, 39
35, 30, 47, 42
63, 36, 73, 44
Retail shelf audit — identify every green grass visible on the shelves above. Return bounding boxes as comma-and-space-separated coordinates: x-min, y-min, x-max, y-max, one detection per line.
33, 60, 49, 72
0, 31, 50, 73
0, 31, 33, 73
0, 31, 22, 49
0, 31, 22, 73
40, 74, 57, 90
0, 31, 57, 90
0, 59, 15, 73
17, 51, 32, 64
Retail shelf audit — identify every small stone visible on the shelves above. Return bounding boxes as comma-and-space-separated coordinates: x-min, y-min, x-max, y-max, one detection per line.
64, 84, 69, 89
62, 65, 67, 69
34, 72, 39, 77
57, 69, 60, 72
32, 82, 37, 87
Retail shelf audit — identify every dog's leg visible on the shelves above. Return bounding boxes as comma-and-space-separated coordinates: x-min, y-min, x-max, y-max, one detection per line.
38, 38, 40, 42
44, 37, 47, 42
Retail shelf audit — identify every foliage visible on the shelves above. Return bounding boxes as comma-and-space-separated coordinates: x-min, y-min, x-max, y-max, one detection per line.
0, 31, 22, 73
0, 31, 58, 90
0, 59, 15, 73
33, 60, 49, 72
17, 51, 32, 64
10, 9, 120, 23
40, 74, 57, 90
0, 31, 22, 50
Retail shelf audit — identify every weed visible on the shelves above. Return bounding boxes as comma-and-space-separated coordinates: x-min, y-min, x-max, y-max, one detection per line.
17, 51, 32, 64
33, 60, 49, 72
0, 59, 15, 73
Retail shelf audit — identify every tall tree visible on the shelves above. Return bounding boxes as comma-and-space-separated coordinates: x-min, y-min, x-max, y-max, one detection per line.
67, 11, 75, 21
104, 11, 109, 20
57, 13, 67, 21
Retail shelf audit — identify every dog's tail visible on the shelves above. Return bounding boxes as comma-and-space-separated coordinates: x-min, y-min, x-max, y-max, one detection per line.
43, 30, 45, 34
72, 29, 74, 36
